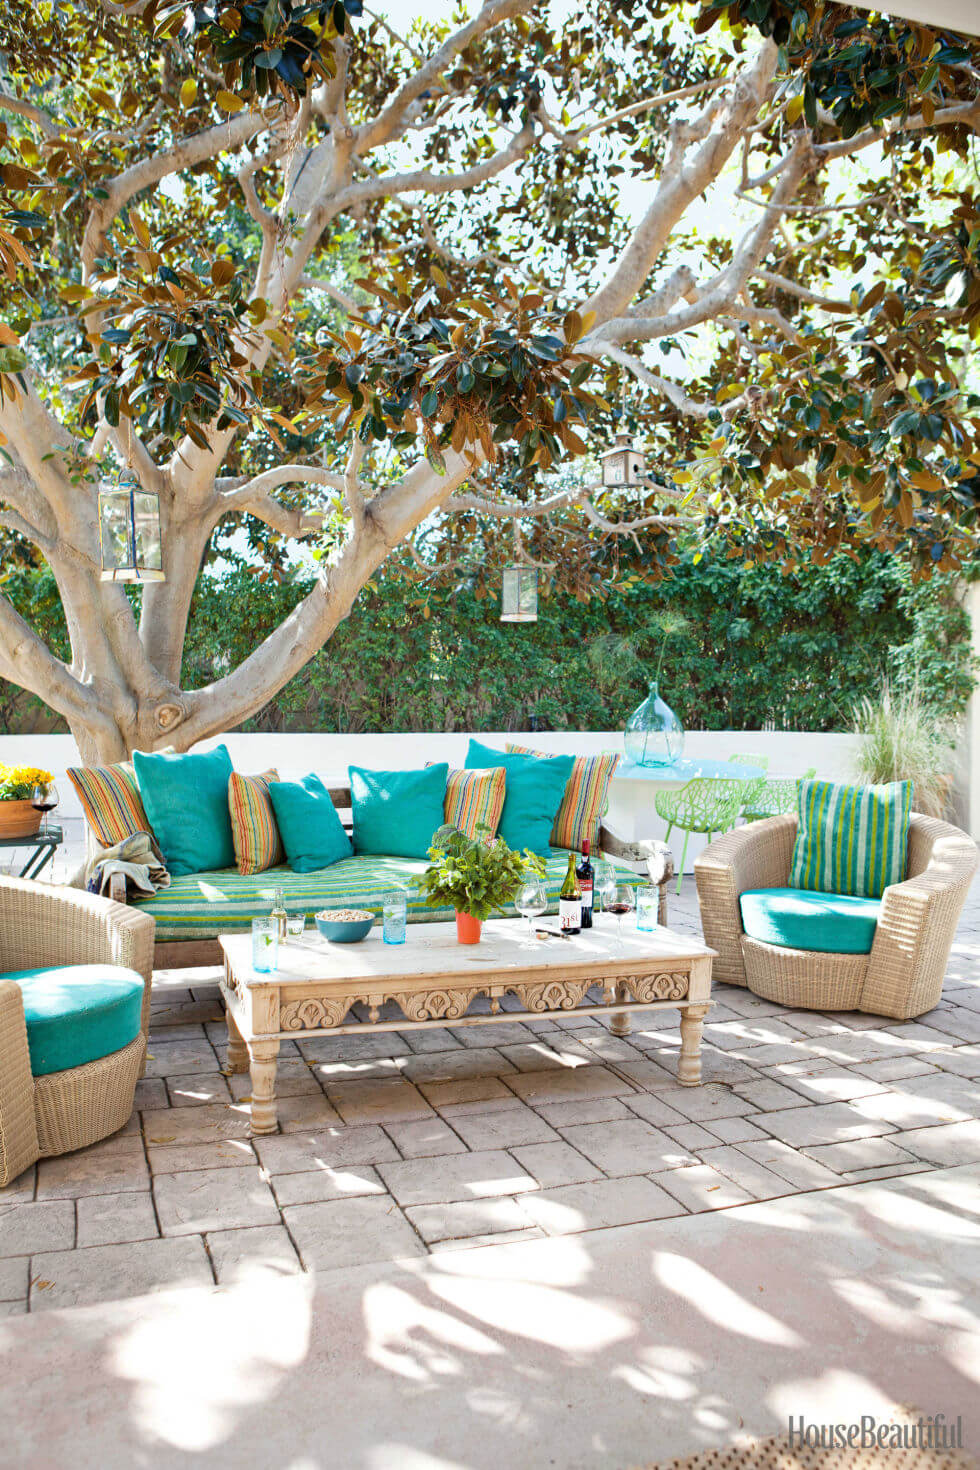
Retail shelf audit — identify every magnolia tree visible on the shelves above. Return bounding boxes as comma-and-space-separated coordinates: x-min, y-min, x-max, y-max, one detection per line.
0, 0, 979, 762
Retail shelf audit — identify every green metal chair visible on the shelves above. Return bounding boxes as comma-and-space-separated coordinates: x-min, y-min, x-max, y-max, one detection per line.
742, 767, 817, 823
728, 753, 769, 771
655, 777, 747, 894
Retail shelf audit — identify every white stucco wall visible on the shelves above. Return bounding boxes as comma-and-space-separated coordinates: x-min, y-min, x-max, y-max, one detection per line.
0, 728, 862, 872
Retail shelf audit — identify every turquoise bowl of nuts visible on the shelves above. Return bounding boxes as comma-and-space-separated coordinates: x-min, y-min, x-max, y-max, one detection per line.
315, 908, 375, 943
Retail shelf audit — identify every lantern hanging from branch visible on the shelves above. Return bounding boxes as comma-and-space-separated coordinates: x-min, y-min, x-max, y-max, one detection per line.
500, 564, 538, 623
99, 473, 165, 583
600, 432, 646, 487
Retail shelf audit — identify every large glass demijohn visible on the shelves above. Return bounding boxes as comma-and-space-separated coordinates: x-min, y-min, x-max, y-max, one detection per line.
624, 680, 684, 767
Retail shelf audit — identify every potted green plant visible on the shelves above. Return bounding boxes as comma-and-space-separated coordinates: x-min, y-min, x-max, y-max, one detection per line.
0, 764, 52, 838
418, 824, 546, 944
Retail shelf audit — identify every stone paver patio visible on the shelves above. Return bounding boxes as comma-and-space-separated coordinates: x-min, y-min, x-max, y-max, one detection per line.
3, 874, 980, 1316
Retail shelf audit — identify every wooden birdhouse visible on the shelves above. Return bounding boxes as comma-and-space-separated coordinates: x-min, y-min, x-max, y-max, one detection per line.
600, 433, 646, 487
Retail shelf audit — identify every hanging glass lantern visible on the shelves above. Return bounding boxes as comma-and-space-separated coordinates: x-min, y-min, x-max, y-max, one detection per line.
500, 565, 538, 623
600, 432, 646, 487
99, 474, 165, 583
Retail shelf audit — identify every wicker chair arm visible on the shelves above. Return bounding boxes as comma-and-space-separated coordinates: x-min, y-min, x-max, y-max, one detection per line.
0, 979, 39, 1187
0, 877, 155, 1037
864, 815, 978, 1018
694, 815, 797, 987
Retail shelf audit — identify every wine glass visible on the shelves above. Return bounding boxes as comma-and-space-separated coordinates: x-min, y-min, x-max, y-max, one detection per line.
515, 878, 548, 941
31, 780, 59, 837
597, 866, 617, 916
606, 882, 635, 936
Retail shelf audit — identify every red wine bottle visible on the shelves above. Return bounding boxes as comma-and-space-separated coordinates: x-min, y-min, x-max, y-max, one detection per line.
576, 840, 594, 929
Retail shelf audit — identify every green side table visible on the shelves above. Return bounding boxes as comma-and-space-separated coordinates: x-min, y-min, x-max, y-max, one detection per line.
0, 823, 63, 880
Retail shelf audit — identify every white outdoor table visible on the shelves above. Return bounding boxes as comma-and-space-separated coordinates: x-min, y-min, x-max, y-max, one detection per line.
219, 916, 715, 1134
606, 756, 767, 871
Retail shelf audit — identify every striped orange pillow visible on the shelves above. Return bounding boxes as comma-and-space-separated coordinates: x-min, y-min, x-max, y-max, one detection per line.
228, 770, 285, 875
506, 744, 619, 851
429, 765, 506, 842
67, 761, 152, 847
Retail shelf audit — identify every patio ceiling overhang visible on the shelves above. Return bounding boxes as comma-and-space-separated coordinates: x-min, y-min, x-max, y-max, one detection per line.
854, 1, 980, 35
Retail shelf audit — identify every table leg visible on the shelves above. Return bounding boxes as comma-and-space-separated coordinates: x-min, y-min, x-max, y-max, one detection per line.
609, 980, 631, 1037
678, 1004, 710, 1086
20, 845, 53, 880
248, 1039, 280, 1134
225, 1008, 249, 1074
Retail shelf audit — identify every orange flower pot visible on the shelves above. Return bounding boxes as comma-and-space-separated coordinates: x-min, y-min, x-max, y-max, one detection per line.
455, 911, 482, 945
0, 800, 41, 838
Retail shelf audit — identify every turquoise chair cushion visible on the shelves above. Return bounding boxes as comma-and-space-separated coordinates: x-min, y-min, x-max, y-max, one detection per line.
133, 744, 236, 877
739, 887, 880, 956
350, 763, 449, 859
465, 739, 573, 856
3, 964, 144, 1077
268, 773, 353, 873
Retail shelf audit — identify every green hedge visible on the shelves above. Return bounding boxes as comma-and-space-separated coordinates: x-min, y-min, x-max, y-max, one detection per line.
1, 549, 973, 735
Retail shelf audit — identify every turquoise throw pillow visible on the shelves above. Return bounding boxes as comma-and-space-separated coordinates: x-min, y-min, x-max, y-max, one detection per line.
267, 775, 352, 873
789, 778, 912, 899
133, 744, 235, 877
464, 739, 574, 856
350, 764, 448, 859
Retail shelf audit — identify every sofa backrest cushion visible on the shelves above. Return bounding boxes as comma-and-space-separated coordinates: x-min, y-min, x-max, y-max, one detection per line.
133, 745, 235, 877
789, 778, 912, 899
464, 740, 573, 857
506, 743, 618, 851
350, 763, 449, 860
428, 764, 506, 842
67, 760, 151, 848
229, 770, 285, 875
268, 773, 353, 874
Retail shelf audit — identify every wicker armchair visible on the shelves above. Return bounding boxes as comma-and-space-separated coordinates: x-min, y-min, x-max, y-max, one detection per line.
0, 876, 155, 1187
695, 812, 978, 1020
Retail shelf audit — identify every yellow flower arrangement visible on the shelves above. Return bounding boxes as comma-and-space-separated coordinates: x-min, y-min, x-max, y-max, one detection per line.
0, 765, 54, 800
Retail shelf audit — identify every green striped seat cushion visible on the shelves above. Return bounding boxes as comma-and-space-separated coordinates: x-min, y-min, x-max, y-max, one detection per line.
132, 852, 639, 942
789, 779, 912, 899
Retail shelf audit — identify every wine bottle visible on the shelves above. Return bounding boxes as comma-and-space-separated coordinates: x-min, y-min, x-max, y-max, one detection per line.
271, 886, 288, 942
576, 840, 594, 929
558, 853, 582, 934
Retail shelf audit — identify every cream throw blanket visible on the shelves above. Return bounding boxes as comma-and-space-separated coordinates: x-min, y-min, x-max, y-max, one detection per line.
75, 831, 171, 897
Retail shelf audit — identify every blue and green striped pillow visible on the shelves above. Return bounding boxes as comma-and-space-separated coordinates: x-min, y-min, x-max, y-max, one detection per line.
789, 779, 912, 899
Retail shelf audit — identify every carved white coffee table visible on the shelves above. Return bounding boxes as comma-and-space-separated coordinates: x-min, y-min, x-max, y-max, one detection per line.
218, 917, 715, 1134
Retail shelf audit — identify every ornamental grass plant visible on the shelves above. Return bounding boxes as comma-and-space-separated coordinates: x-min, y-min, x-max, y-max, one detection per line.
852, 679, 954, 818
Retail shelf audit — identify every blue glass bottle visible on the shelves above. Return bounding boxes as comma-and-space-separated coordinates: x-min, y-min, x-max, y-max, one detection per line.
624, 680, 684, 767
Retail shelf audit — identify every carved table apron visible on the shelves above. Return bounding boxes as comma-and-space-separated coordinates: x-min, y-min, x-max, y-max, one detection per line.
218, 918, 715, 1135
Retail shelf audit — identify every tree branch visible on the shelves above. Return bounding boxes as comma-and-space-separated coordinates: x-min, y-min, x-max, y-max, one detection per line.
753, 268, 850, 311
582, 41, 778, 325
0, 88, 58, 138
178, 450, 473, 744
81, 110, 272, 274
358, 0, 536, 152
298, 273, 359, 314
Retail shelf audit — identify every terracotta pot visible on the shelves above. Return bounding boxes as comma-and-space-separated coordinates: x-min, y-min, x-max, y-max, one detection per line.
455, 911, 482, 944
0, 799, 41, 838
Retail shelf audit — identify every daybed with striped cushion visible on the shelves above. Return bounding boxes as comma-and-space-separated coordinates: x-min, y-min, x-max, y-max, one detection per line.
104, 780, 666, 964
130, 851, 639, 944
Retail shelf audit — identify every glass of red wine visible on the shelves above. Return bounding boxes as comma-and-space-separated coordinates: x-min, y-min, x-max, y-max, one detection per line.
605, 882, 635, 936
31, 780, 59, 836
